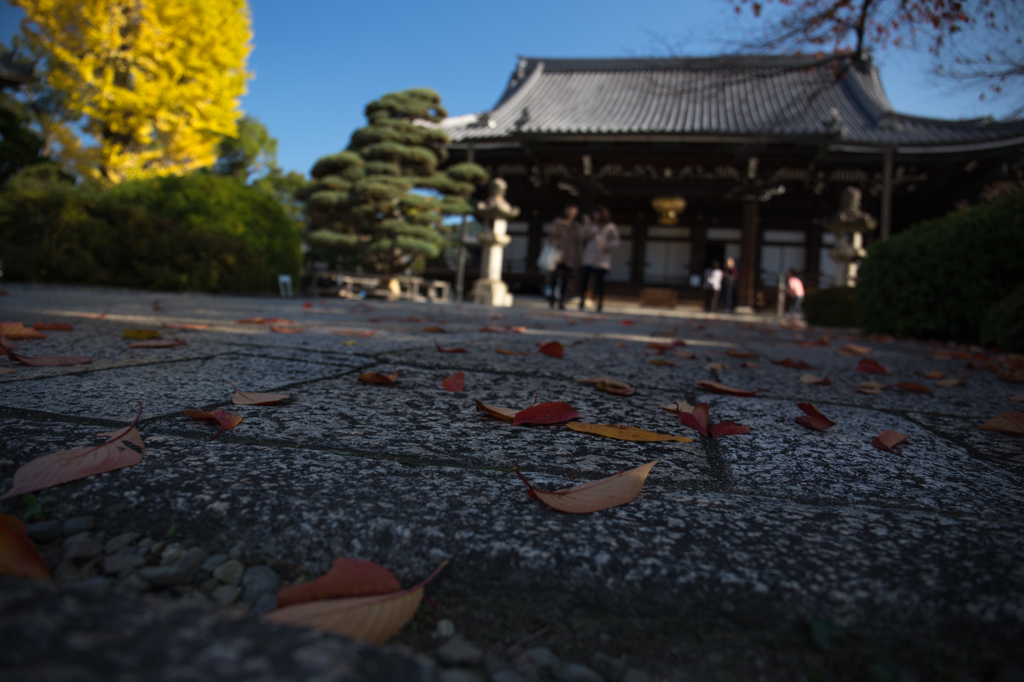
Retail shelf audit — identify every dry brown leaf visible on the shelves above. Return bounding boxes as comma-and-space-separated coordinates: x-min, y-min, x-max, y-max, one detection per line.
975, 412, 1024, 435
1, 322, 47, 340
567, 422, 692, 443
475, 400, 518, 421
837, 343, 872, 357
225, 380, 289, 406
358, 372, 398, 386
661, 400, 697, 414
1010, 395, 1024, 403
649, 359, 677, 366
270, 325, 306, 334
442, 371, 465, 393
896, 381, 932, 394
800, 373, 832, 385
333, 329, 376, 337
513, 402, 580, 426
495, 348, 529, 356
127, 339, 187, 349
122, 329, 161, 340
265, 561, 448, 644
795, 402, 836, 431
726, 348, 758, 359
856, 381, 884, 395
706, 362, 729, 371
595, 379, 635, 396
922, 370, 945, 380
936, 378, 965, 387
32, 323, 73, 332
515, 461, 658, 513
695, 380, 756, 397
871, 429, 910, 454
183, 408, 243, 441
277, 558, 402, 607
422, 326, 447, 333
0, 514, 51, 580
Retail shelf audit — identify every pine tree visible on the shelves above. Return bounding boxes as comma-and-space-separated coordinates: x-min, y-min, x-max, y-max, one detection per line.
13, 0, 252, 182
300, 89, 488, 276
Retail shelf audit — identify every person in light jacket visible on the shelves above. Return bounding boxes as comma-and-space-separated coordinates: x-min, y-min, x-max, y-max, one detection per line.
578, 205, 620, 313
548, 202, 581, 310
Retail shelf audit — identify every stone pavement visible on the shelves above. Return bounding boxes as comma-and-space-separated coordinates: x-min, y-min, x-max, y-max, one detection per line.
1, 283, 1022, 681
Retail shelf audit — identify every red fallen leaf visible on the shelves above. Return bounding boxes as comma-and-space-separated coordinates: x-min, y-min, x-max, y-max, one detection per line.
741, 361, 760, 369
537, 341, 563, 358
1, 322, 46, 340
237, 317, 266, 324
0, 514, 51, 580
871, 429, 909, 455
896, 381, 932, 394
998, 367, 1024, 383
795, 402, 836, 431
646, 343, 673, 354
183, 408, 243, 441
856, 358, 889, 375
442, 370, 465, 392
277, 558, 402, 608
423, 326, 447, 333
302, 302, 314, 309
265, 318, 295, 325
708, 421, 751, 438
0, 404, 145, 500
32, 323, 73, 332
495, 348, 529, 356
5, 344, 92, 367
837, 343, 871, 357
162, 323, 208, 330
800, 373, 832, 385
515, 461, 656, 513
621, 320, 635, 326
695, 380, 756, 397
475, 400, 518, 421
975, 412, 1024, 435
727, 348, 758, 359
359, 372, 398, 386
436, 342, 467, 353
678, 402, 710, 437
224, 380, 289, 406
333, 329, 376, 337
772, 357, 818, 370
675, 350, 698, 360
270, 325, 306, 334
126, 339, 187, 349
512, 401, 579, 426
265, 560, 448, 644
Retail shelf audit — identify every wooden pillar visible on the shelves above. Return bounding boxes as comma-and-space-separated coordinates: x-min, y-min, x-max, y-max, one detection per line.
737, 197, 759, 309
881, 148, 894, 240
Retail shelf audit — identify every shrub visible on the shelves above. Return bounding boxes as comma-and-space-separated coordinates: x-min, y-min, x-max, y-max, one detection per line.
980, 283, 1024, 352
803, 287, 861, 328
0, 170, 300, 292
857, 191, 1024, 343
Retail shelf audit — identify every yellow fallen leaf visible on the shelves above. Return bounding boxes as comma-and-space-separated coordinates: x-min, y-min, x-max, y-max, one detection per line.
567, 422, 692, 443
661, 400, 696, 414
264, 560, 448, 644
515, 461, 658, 514
475, 400, 518, 421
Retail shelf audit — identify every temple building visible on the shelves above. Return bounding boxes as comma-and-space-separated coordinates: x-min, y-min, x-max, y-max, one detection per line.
441, 54, 1024, 307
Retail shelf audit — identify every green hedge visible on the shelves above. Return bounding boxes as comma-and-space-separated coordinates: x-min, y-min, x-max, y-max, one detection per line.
803, 287, 861, 328
857, 191, 1024, 343
980, 283, 1024, 352
0, 169, 300, 292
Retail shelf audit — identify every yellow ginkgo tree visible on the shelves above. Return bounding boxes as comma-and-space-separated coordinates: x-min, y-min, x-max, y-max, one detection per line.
13, 0, 252, 182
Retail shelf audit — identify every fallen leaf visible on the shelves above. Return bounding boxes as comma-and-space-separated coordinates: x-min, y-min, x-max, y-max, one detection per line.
709, 421, 751, 438
5, 345, 92, 367
675, 350, 697, 360
265, 560, 448, 644
649, 359, 677, 366
567, 422, 692, 443
436, 342, 467, 353
512, 401, 579, 426
1, 322, 46, 340
800, 373, 832, 385
0, 367, 16, 374
32, 323, 73, 332
333, 329, 376, 337
0, 404, 145, 500
182, 408, 243, 441
975, 412, 1024, 435
495, 348, 529, 356
871, 429, 909, 455
896, 381, 932, 394
442, 370, 465, 392
621, 320, 635, 326
837, 344, 871, 357
707, 362, 729, 371
302, 302, 314, 309
646, 343, 673, 354
0, 514, 50, 580
856, 358, 889, 375
677, 402, 710, 436
359, 372, 398, 386
422, 326, 447, 333
595, 379, 635, 396
537, 341, 563, 358
662, 400, 696, 414
162, 323, 208, 330
479, 326, 506, 333
772, 357, 818, 370
277, 558, 402, 607
997, 367, 1024, 383
475, 400, 518, 421
225, 380, 289, 406
270, 325, 306, 334
122, 329, 161, 340
726, 348, 758, 359
795, 403, 836, 431
922, 370, 945, 380
152, 300, 163, 311
695, 380, 756, 397
741, 362, 760, 369
515, 461, 657, 513
1010, 395, 1024, 403
936, 378, 965, 387
127, 339, 187, 349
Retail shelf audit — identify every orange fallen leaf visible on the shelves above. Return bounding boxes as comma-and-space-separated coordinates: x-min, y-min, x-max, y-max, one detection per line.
122, 329, 161, 340
695, 380, 756, 397
162, 323, 208, 330
495, 348, 529, 356
649, 359, 677, 366
795, 402, 836, 431
537, 341, 563, 358
32, 323, 73, 332
265, 560, 448, 644
475, 400, 518, 421
896, 381, 932, 394
922, 370, 945, 380
436, 342, 467, 353
772, 357, 818, 370
0, 404, 145, 500
837, 344, 871, 357
127, 339, 187, 349
333, 329, 376, 337
512, 401, 579, 426
515, 461, 657, 513
975, 412, 1024, 435
726, 348, 758, 359
359, 372, 398, 386
1, 322, 46, 340
422, 326, 447, 333
567, 422, 692, 443
856, 358, 889, 375
871, 429, 909, 455
183, 408, 242, 441
800, 373, 832, 385
277, 558, 402, 608
224, 380, 289, 406
442, 370, 465, 392
270, 325, 306, 334
0, 514, 50, 580
936, 378, 965, 387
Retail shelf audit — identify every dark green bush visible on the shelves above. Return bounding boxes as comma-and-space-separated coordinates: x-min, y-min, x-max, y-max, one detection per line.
0, 170, 300, 292
803, 287, 861, 328
857, 191, 1024, 342
980, 283, 1024, 352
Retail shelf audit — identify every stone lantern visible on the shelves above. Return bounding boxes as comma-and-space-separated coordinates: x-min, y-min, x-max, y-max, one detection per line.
822, 186, 877, 287
471, 177, 520, 307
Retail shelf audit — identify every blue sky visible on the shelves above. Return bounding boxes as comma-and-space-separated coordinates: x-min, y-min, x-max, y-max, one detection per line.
1, 0, 1017, 176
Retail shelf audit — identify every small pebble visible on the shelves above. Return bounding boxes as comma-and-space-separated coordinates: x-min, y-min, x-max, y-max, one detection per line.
211, 584, 241, 606
198, 578, 221, 595
201, 553, 229, 572
149, 541, 166, 557
78, 576, 112, 590
105, 532, 141, 555
139, 548, 206, 587
591, 652, 628, 682
229, 543, 244, 560
160, 543, 184, 565
213, 559, 244, 586
102, 554, 145, 575
434, 618, 456, 638
622, 668, 651, 682
241, 565, 279, 604
252, 592, 277, 614
491, 671, 526, 682
62, 516, 95, 536
553, 662, 603, 682
63, 533, 103, 560
25, 520, 62, 544
526, 648, 560, 670
437, 636, 484, 667
137, 538, 154, 551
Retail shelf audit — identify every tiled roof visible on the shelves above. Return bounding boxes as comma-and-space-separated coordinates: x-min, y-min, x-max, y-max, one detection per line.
443, 55, 1024, 150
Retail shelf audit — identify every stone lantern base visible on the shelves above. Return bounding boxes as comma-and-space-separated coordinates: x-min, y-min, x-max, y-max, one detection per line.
471, 278, 513, 307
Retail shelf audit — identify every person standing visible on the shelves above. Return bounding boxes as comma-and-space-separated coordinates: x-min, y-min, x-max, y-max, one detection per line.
703, 260, 723, 312
721, 257, 738, 312
578, 205, 620, 313
785, 268, 805, 322
547, 203, 581, 309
